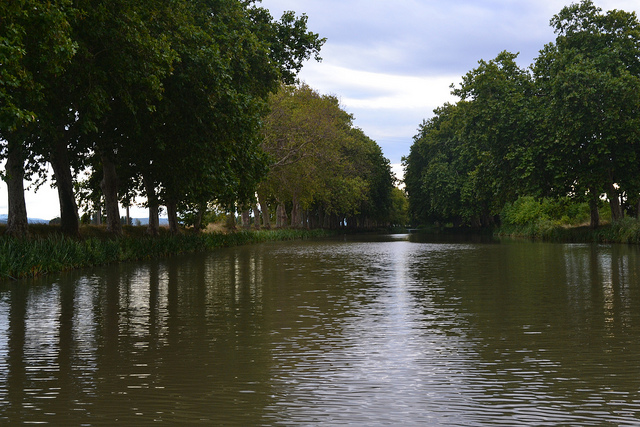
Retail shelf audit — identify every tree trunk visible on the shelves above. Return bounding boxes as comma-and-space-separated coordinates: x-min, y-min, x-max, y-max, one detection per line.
607, 179, 623, 222
125, 205, 130, 226
290, 200, 300, 228
258, 192, 271, 229
5, 140, 29, 237
589, 188, 600, 229
318, 207, 325, 229
276, 203, 288, 228
100, 153, 122, 236
225, 210, 237, 230
242, 208, 251, 229
94, 198, 102, 225
308, 209, 316, 229
143, 174, 159, 236
252, 204, 261, 230
193, 204, 205, 232
50, 137, 79, 237
167, 200, 179, 234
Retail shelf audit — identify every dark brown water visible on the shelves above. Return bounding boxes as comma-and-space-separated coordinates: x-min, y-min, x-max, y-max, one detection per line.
1, 234, 640, 425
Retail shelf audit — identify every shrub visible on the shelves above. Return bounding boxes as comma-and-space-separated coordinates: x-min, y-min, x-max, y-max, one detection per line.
500, 196, 591, 228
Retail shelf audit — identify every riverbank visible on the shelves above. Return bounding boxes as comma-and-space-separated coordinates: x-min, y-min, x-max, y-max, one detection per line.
0, 225, 333, 281
495, 217, 640, 244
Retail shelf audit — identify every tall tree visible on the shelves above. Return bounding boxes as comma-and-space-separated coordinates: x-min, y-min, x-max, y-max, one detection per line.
71, 0, 176, 235
453, 51, 534, 226
0, 0, 76, 236
259, 84, 347, 227
403, 103, 468, 226
261, 84, 394, 229
533, 0, 640, 227
137, 0, 324, 234
405, 52, 533, 227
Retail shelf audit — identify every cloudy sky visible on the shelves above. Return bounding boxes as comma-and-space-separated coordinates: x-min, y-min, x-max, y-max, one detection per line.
2, 0, 639, 220
260, 0, 639, 168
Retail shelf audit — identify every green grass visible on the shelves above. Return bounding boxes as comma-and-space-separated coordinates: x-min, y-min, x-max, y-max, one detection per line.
0, 226, 333, 281
495, 217, 640, 244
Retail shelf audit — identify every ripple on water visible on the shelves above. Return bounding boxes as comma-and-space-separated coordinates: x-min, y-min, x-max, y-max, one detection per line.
2, 238, 640, 425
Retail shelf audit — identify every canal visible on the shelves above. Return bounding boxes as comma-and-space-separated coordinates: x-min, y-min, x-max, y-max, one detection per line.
1, 234, 640, 425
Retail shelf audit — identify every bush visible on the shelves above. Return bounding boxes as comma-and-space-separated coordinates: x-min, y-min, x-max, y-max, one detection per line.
500, 196, 591, 228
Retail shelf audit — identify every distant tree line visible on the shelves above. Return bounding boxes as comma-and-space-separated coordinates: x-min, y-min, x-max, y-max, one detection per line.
178, 83, 403, 231
252, 84, 400, 230
404, 0, 640, 229
1, 0, 330, 237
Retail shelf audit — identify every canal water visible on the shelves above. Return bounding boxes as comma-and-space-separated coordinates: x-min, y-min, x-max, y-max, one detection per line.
1, 234, 640, 425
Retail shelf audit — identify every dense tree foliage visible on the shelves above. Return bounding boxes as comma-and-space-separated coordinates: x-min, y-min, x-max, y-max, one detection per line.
0, 0, 77, 236
0, 0, 326, 235
404, 0, 640, 229
534, 0, 640, 227
258, 84, 396, 229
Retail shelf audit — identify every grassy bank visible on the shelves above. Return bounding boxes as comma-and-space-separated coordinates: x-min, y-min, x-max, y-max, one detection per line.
496, 217, 640, 244
0, 226, 332, 281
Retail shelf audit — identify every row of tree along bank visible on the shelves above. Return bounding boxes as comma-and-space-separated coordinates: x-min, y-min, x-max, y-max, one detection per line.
1, 0, 372, 238
251, 84, 407, 231
403, 1, 640, 233
2, 0, 404, 237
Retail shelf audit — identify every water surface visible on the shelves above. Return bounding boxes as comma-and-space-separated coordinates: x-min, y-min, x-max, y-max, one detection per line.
1, 234, 640, 425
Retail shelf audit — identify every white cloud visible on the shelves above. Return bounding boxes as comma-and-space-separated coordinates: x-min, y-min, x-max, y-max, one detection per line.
302, 62, 457, 108
269, 0, 640, 164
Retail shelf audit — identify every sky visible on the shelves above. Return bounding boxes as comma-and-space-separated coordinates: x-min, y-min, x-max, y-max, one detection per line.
2, 0, 639, 220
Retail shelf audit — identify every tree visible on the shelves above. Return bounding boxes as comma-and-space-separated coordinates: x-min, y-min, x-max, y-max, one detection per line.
341, 127, 394, 228
259, 84, 345, 227
135, 1, 324, 234
533, 0, 640, 227
0, 0, 76, 236
403, 103, 468, 226
70, 0, 176, 235
405, 51, 534, 228
389, 187, 409, 227
452, 51, 534, 226
260, 84, 395, 229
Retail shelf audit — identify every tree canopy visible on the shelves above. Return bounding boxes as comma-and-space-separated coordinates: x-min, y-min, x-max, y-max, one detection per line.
404, 0, 640, 229
258, 84, 396, 229
0, 0, 326, 235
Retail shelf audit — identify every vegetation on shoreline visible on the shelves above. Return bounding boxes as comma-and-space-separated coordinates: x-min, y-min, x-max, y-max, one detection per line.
488, 195, 637, 243
1, 0, 326, 237
494, 195, 640, 243
496, 218, 640, 244
2, 2, 404, 237
404, 1, 640, 231
0, 226, 332, 281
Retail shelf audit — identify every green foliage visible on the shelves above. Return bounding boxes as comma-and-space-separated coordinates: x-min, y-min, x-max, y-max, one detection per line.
404, 0, 640, 231
497, 217, 640, 244
533, 0, 640, 225
500, 196, 591, 228
404, 51, 534, 228
0, 0, 77, 132
1, 0, 325, 236
389, 187, 409, 227
178, 203, 224, 229
260, 84, 395, 228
